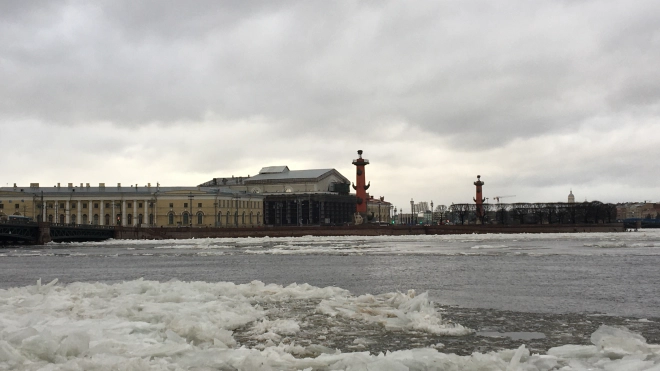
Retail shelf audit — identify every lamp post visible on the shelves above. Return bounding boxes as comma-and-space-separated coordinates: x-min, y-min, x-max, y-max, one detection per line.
410, 198, 414, 225
430, 200, 434, 225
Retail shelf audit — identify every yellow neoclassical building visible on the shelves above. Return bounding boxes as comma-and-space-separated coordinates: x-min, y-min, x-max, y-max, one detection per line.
0, 183, 264, 227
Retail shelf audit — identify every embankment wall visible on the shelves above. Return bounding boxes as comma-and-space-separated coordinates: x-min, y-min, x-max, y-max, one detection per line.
114, 223, 625, 240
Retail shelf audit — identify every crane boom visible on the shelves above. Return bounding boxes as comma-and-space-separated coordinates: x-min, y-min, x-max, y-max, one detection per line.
493, 195, 516, 203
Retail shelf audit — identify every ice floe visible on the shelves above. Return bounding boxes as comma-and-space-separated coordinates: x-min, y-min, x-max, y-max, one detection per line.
1, 279, 659, 370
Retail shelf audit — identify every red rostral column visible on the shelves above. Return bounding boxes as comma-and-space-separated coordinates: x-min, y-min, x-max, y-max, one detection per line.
473, 175, 485, 222
352, 150, 370, 215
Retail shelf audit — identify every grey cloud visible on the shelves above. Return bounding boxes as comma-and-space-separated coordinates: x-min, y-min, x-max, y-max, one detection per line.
2, 0, 660, 207
3, 0, 659, 147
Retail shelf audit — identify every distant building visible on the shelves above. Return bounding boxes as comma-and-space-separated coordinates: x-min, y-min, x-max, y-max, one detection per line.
0, 182, 263, 227
366, 196, 392, 223
568, 190, 575, 203
198, 166, 355, 226
616, 202, 660, 220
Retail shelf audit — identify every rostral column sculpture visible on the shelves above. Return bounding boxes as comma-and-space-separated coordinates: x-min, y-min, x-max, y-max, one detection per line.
473, 175, 485, 223
352, 150, 370, 219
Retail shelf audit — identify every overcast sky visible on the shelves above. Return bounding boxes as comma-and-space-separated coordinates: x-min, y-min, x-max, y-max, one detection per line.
2, 0, 659, 209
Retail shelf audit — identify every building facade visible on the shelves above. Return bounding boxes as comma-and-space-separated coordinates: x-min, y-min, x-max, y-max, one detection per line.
616, 202, 660, 220
366, 196, 392, 223
199, 166, 356, 226
0, 183, 264, 227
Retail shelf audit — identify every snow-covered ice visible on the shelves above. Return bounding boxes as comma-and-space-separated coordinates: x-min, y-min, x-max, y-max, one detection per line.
1, 278, 659, 370
25, 229, 660, 258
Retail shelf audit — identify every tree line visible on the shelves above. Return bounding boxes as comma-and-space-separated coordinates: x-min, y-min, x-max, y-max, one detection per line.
444, 201, 619, 225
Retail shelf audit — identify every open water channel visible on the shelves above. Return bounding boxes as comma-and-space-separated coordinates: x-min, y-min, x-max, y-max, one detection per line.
1, 231, 659, 369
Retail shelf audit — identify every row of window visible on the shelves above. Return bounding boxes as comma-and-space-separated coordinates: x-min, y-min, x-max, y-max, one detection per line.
167, 201, 261, 208
0, 204, 20, 209
40, 211, 263, 226
167, 211, 262, 225
29, 201, 262, 210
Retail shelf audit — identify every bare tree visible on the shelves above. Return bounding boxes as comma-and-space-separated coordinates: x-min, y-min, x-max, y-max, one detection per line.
480, 203, 493, 224
434, 205, 447, 224
495, 203, 510, 224
530, 203, 548, 224
511, 203, 532, 224
450, 203, 471, 225
544, 203, 559, 224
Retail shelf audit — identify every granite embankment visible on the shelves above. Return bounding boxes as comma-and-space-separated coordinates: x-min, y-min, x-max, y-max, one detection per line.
114, 223, 625, 240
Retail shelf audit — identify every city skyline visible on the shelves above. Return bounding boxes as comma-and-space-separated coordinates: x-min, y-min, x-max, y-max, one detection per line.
1, 1, 658, 209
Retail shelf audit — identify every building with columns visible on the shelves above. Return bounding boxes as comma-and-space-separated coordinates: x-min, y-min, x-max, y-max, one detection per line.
199, 166, 356, 226
0, 182, 264, 227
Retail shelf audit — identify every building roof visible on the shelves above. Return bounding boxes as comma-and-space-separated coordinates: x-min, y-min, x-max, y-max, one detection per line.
247, 169, 342, 183
0, 185, 260, 199
259, 166, 289, 174
199, 167, 349, 186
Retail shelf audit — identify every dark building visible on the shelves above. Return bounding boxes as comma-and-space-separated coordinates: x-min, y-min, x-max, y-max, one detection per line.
199, 166, 356, 226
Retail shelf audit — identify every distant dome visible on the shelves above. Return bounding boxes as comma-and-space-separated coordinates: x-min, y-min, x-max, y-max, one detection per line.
568, 190, 575, 203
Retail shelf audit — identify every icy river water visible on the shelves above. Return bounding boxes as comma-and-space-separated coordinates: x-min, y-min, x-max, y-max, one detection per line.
1, 231, 660, 370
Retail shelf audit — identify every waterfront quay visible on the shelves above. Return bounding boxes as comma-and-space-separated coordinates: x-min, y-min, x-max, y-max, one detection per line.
115, 223, 624, 241
2, 221, 626, 245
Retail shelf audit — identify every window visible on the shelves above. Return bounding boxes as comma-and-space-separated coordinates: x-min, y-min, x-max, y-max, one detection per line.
105, 203, 110, 208
198, 203, 202, 208
94, 203, 98, 209
138, 214, 143, 224
105, 214, 110, 225
169, 203, 174, 208
138, 203, 142, 208
168, 213, 174, 225
93, 214, 99, 225
60, 203, 65, 209
128, 203, 132, 208
149, 214, 154, 225
182, 212, 189, 225
82, 214, 88, 224
184, 203, 188, 208
127, 214, 133, 225
0, 204, 4, 209
83, 203, 87, 209
197, 212, 203, 225
15, 204, 20, 209
72, 203, 76, 208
